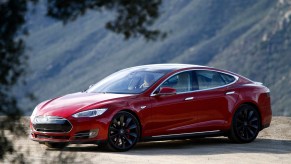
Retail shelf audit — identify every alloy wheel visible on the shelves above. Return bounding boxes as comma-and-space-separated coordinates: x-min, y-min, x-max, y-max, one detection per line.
229, 104, 260, 143
108, 111, 140, 151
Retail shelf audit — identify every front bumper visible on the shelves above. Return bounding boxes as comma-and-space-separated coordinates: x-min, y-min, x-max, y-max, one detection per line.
30, 116, 109, 143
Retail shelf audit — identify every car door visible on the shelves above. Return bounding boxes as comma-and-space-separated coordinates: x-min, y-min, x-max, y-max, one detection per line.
147, 71, 197, 136
187, 70, 239, 132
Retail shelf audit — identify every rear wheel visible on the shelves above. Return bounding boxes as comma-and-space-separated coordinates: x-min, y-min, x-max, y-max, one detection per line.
106, 111, 140, 151
45, 142, 68, 149
229, 104, 260, 143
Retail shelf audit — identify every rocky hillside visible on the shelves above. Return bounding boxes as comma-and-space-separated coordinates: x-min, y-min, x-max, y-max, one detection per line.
21, 0, 291, 116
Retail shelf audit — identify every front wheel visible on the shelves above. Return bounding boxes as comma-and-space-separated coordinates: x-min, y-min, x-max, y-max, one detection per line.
229, 104, 261, 143
106, 111, 140, 151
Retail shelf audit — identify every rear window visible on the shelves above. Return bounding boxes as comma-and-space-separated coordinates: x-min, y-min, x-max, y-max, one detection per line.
220, 73, 236, 84
195, 70, 226, 90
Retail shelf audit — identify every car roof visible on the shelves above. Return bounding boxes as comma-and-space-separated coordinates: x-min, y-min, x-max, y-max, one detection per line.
126, 64, 208, 72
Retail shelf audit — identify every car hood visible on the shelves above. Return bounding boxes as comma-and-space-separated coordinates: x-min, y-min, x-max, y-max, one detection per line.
36, 92, 133, 118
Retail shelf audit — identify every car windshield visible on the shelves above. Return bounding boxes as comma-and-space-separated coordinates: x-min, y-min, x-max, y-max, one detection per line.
87, 68, 167, 94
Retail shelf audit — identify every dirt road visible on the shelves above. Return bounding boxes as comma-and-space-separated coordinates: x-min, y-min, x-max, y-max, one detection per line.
3, 117, 291, 163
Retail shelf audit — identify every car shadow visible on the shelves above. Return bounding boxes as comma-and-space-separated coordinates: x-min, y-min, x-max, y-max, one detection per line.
47, 137, 291, 155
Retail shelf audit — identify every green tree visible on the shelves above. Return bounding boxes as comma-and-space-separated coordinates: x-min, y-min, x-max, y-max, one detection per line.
0, 0, 164, 162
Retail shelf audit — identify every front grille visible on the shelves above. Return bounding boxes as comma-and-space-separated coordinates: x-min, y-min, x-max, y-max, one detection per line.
32, 116, 72, 133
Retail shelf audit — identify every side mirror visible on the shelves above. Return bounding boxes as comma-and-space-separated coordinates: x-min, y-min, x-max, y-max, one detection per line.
83, 84, 94, 92
157, 87, 176, 95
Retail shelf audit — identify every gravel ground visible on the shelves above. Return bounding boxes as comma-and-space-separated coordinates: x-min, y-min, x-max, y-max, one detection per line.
2, 117, 291, 164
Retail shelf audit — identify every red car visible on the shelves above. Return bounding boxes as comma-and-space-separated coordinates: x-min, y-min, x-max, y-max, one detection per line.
30, 64, 272, 151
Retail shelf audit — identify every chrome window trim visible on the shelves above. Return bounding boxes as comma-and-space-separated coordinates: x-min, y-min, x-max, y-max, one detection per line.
150, 68, 239, 96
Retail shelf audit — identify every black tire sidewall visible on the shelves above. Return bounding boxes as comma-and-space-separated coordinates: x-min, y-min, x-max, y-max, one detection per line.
107, 111, 140, 151
231, 104, 261, 143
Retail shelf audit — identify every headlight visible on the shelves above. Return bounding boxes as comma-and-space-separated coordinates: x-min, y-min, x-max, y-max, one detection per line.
72, 108, 107, 118
30, 106, 38, 121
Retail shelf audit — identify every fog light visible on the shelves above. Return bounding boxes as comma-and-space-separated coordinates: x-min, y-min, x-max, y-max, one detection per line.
89, 129, 99, 138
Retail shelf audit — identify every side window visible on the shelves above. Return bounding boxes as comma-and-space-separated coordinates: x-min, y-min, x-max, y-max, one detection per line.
195, 70, 226, 90
220, 73, 236, 84
160, 71, 192, 93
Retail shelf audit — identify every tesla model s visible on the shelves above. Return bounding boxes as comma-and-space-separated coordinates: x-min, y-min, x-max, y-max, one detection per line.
30, 64, 272, 151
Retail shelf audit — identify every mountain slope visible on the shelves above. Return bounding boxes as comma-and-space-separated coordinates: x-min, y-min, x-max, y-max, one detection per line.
21, 0, 291, 116
209, 1, 291, 116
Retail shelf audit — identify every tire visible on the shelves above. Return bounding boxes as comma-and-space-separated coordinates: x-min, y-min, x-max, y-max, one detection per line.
45, 142, 68, 149
229, 104, 261, 143
106, 111, 140, 151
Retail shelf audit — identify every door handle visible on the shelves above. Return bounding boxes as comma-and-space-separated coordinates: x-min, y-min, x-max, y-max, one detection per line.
226, 91, 235, 95
185, 97, 194, 101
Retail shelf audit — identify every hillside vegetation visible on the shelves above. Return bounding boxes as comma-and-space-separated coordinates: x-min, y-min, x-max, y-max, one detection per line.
21, 0, 291, 116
